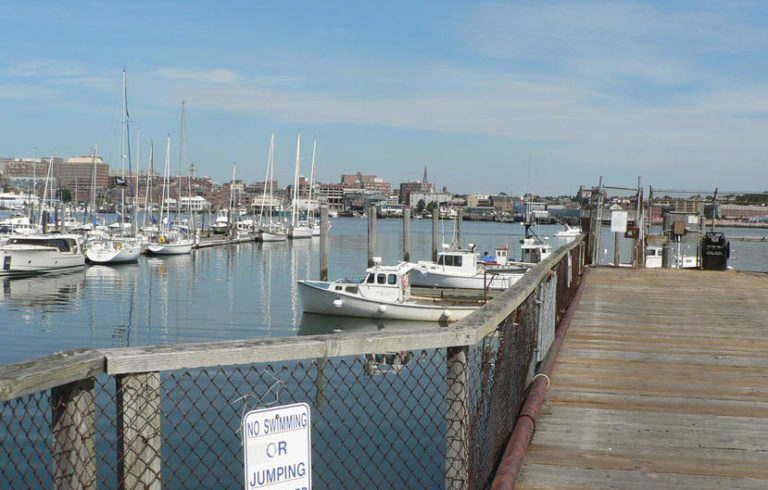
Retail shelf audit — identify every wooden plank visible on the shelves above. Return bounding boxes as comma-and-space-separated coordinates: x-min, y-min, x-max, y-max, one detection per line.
517, 268, 768, 488
0, 349, 105, 401
518, 464, 768, 490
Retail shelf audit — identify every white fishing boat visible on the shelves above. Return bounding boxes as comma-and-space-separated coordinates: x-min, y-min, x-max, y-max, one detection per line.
298, 259, 481, 322
257, 133, 288, 242
410, 244, 530, 290
85, 236, 142, 264
0, 234, 85, 275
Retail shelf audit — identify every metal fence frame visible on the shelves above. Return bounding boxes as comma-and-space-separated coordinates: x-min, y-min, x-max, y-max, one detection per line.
0, 237, 585, 489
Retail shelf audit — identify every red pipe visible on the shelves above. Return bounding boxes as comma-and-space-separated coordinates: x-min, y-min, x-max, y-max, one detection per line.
490, 267, 590, 489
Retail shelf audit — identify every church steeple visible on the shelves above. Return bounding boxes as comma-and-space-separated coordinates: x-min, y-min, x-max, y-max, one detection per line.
423, 164, 428, 184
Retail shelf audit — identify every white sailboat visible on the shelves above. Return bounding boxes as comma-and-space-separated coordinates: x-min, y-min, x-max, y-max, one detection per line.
258, 133, 287, 242
146, 134, 193, 255
288, 132, 312, 239
86, 69, 142, 263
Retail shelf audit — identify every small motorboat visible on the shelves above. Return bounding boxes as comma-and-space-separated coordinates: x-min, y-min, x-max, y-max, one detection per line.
554, 223, 582, 239
298, 259, 482, 322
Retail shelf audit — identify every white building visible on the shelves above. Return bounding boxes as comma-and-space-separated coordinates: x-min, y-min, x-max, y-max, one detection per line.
179, 196, 212, 212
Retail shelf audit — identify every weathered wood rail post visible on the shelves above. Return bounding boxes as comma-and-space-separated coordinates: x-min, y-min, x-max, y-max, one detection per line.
368, 205, 377, 267
116, 372, 162, 490
320, 205, 329, 281
432, 210, 439, 262
403, 206, 411, 262
52, 379, 96, 489
445, 346, 470, 489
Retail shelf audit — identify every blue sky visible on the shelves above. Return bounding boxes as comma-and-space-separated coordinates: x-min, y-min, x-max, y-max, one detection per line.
1, 0, 768, 195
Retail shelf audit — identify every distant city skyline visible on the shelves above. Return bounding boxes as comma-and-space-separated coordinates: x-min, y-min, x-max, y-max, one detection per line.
1, 1, 767, 196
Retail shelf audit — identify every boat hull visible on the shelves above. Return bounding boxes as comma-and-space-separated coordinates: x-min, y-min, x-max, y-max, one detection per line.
0, 249, 85, 275
288, 226, 313, 239
146, 240, 193, 255
298, 280, 476, 322
85, 240, 141, 264
409, 269, 526, 290
259, 231, 287, 242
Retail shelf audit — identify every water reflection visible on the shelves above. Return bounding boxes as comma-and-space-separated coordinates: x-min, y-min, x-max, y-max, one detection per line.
0, 270, 86, 312
290, 239, 314, 331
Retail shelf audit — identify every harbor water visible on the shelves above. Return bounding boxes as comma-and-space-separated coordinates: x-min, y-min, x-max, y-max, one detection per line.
1, 218, 766, 365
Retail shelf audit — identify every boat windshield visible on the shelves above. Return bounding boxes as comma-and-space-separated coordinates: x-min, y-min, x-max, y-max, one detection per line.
7, 238, 74, 252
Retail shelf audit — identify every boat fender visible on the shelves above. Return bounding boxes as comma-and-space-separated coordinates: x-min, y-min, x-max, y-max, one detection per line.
333, 298, 343, 308
401, 275, 409, 289
158, 236, 166, 244
377, 304, 388, 314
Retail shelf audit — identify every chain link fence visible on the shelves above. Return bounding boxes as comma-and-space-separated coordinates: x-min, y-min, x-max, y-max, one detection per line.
0, 240, 584, 489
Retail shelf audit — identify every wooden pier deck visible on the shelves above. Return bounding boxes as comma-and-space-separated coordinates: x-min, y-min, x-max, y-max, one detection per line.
517, 267, 768, 489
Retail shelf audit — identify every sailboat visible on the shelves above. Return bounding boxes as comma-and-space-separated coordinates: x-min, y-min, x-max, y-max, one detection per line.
258, 133, 287, 242
146, 135, 193, 255
287, 132, 312, 239
85, 69, 141, 264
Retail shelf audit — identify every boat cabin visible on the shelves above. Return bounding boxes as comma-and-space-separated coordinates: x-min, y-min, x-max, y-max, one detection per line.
3, 236, 81, 254
520, 237, 552, 264
354, 260, 412, 302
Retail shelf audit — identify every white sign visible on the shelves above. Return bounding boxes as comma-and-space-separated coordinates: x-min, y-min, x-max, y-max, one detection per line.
610, 211, 628, 233
243, 403, 311, 490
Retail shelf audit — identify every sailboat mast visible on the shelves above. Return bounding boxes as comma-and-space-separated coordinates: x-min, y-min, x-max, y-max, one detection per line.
120, 68, 128, 228
268, 133, 275, 224
89, 145, 97, 220
308, 137, 316, 220
259, 133, 274, 225
132, 128, 140, 237
143, 141, 154, 228
292, 132, 301, 227
177, 100, 186, 221
159, 135, 171, 230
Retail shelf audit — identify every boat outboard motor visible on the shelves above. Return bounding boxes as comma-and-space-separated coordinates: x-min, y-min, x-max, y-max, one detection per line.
701, 232, 730, 271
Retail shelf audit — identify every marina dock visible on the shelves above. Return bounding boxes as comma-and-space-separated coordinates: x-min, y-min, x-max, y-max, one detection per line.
516, 267, 768, 488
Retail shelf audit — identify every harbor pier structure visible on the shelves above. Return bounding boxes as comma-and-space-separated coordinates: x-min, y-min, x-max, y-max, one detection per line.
500, 267, 768, 488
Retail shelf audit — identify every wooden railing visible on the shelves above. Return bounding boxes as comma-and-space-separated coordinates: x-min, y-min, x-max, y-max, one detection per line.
0, 236, 586, 489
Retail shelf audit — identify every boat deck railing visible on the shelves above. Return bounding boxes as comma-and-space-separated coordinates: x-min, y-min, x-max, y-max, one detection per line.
0, 236, 586, 489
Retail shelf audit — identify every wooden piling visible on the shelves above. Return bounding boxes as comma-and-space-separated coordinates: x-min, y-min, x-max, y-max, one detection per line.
456, 208, 463, 249
403, 206, 411, 262
432, 210, 439, 262
320, 206, 329, 281
368, 205, 377, 268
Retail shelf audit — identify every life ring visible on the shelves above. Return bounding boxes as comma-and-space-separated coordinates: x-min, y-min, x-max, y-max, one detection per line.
401, 274, 409, 289
158, 236, 166, 244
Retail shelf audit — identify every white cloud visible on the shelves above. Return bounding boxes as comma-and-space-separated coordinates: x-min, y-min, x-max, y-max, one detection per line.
153, 68, 241, 84
0, 85, 56, 98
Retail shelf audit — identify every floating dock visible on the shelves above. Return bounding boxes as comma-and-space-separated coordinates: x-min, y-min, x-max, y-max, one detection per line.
517, 267, 768, 488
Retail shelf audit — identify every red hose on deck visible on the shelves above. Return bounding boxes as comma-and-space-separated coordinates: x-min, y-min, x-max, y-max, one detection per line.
490, 267, 590, 489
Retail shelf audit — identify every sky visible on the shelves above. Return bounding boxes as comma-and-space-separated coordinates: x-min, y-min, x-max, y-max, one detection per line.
1, 0, 768, 196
